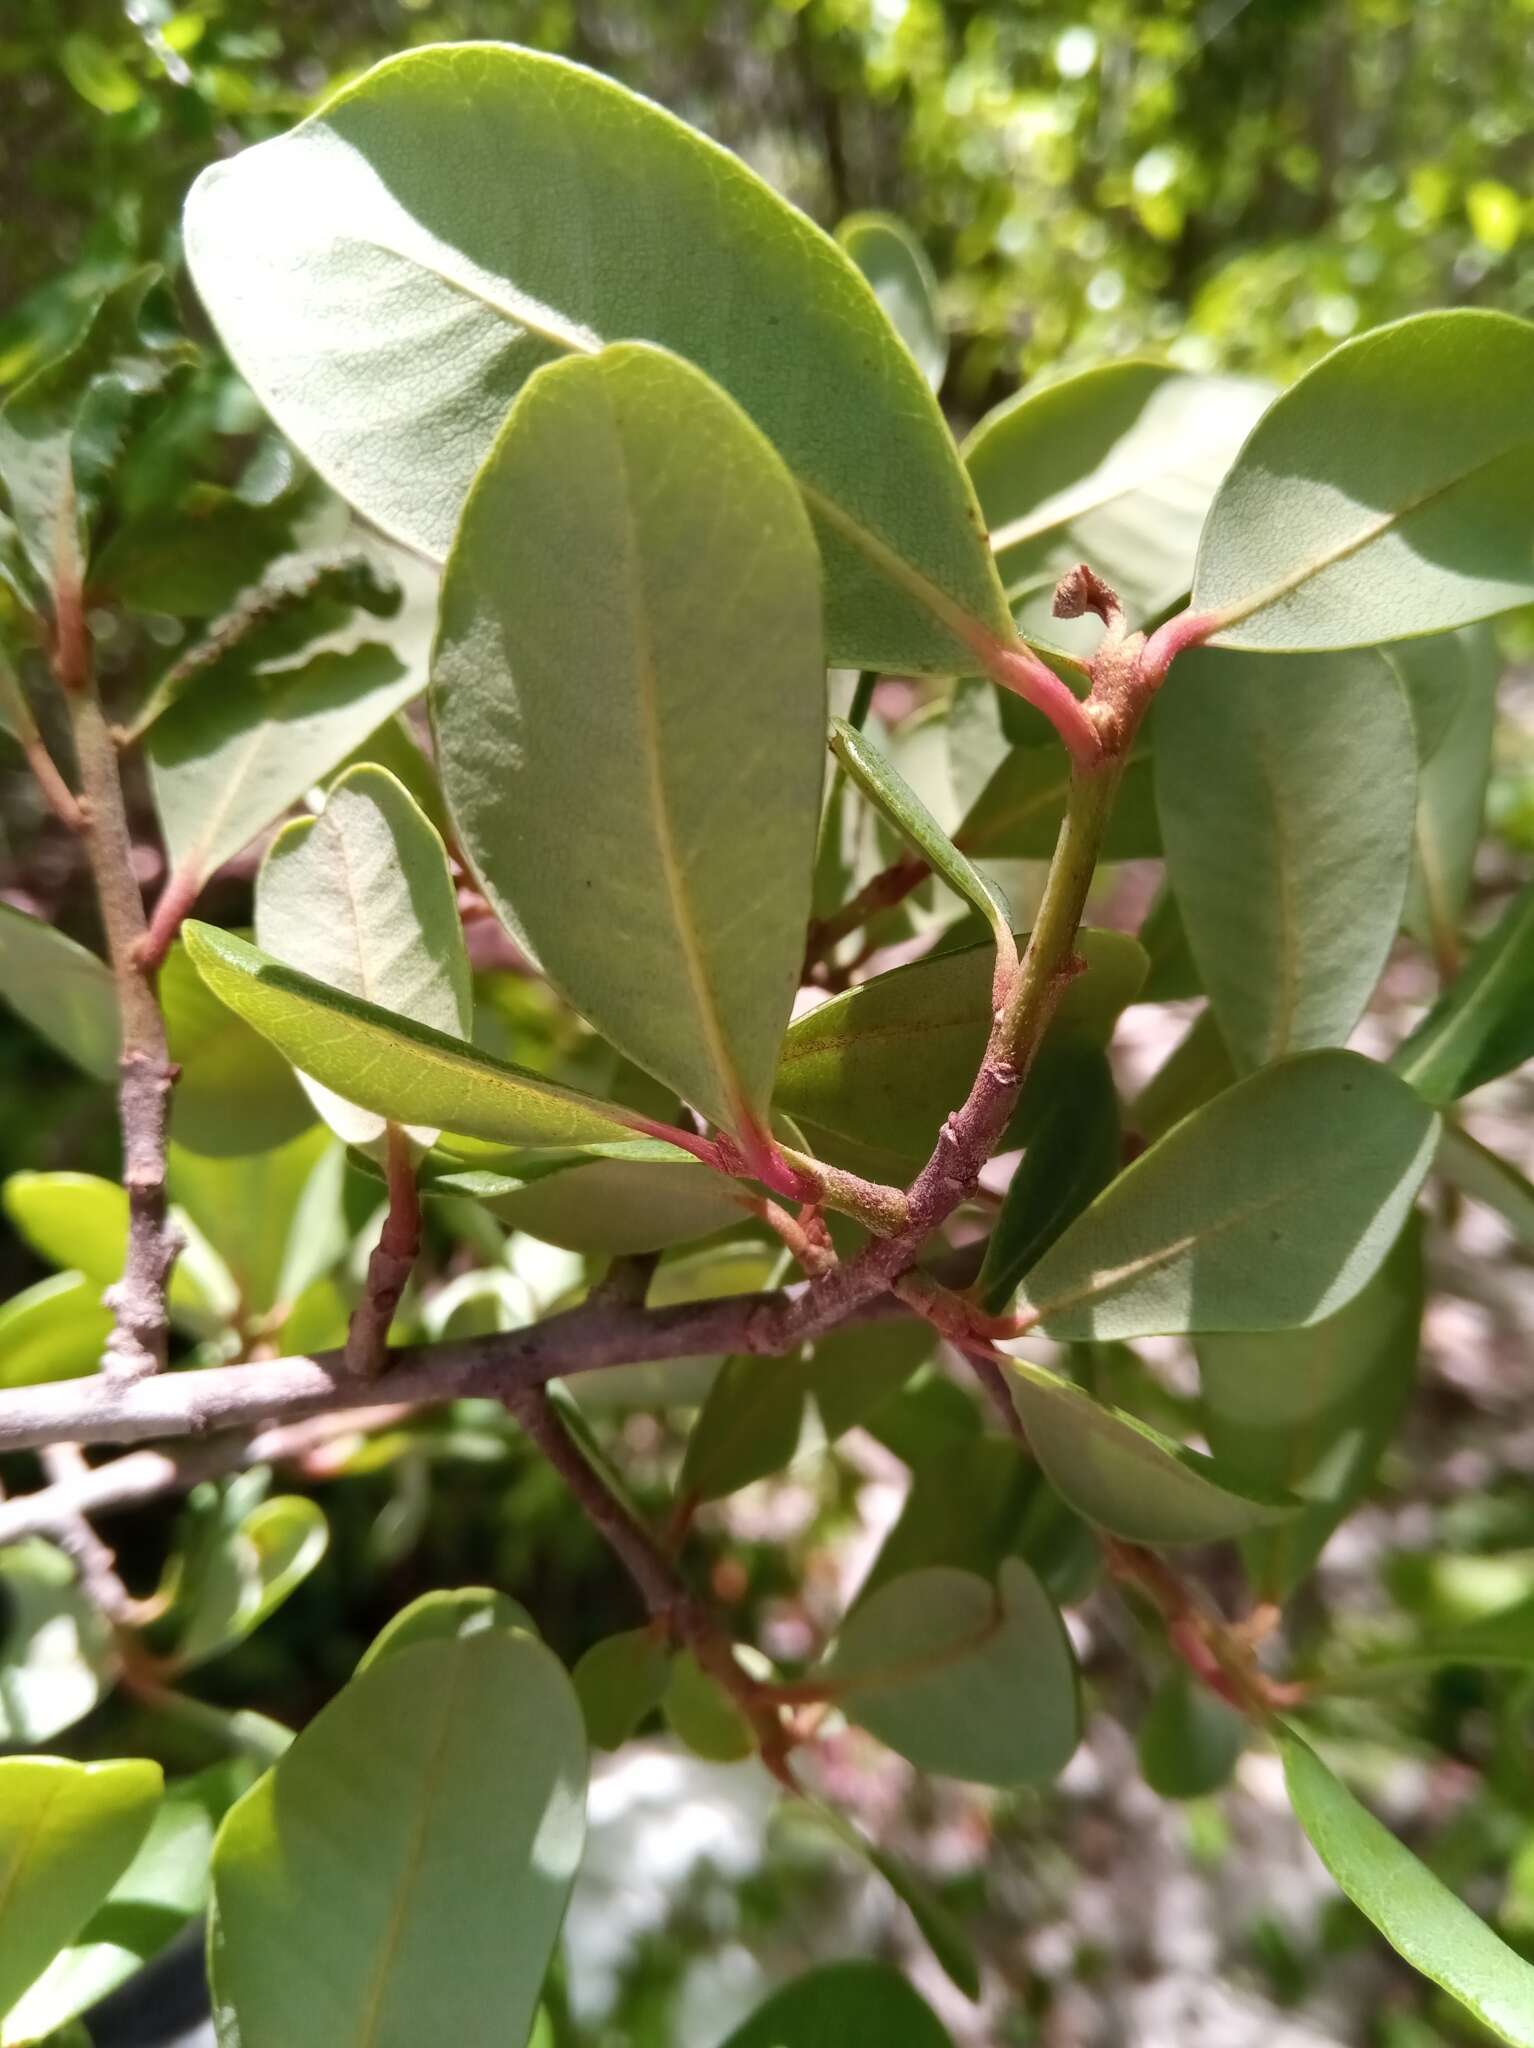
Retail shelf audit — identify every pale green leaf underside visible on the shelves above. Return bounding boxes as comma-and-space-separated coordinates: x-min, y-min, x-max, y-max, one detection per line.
721, 1962, 956, 2048
836, 211, 948, 393
1395, 882, 1534, 1103
1016, 1051, 1438, 1338
1281, 1729, 1534, 2047
258, 762, 471, 1146
182, 923, 675, 1152
434, 344, 824, 1134
1195, 309, 1534, 649
1156, 646, 1417, 1070
183, 42, 1008, 671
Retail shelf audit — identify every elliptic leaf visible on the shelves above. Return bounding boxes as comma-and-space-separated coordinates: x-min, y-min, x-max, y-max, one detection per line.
1386, 622, 1497, 765
1138, 1668, 1245, 1801
159, 938, 315, 1158
721, 1962, 955, 2048
678, 1354, 807, 1504
184, 43, 1009, 671
434, 343, 823, 1136
806, 1319, 936, 1443
978, 1040, 1120, 1311
662, 1651, 756, 1764
0, 1757, 162, 2020
209, 1634, 586, 2048
425, 1147, 746, 1256
257, 763, 471, 1146
0, 907, 118, 1083
167, 1125, 335, 1323
957, 741, 1161, 862
837, 212, 948, 392
181, 924, 673, 1153
1393, 883, 1534, 1103
1402, 625, 1500, 955
573, 1629, 672, 1752
357, 1588, 538, 1673
1437, 1126, 1534, 1249
0, 1543, 118, 1744
1013, 1051, 1438, 1338
0, 1273, 112, 1389
1193, 311, 1534, 650
1006, 1359, 1298, 1546
1281, 1728, 1534, 2047
175, 1497, 330, 1669
824, 1559, 1079, 1787
1156, 646, 1417, 1070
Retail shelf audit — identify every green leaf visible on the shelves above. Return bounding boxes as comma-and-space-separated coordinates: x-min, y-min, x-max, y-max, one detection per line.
181, 924, 674, 1153
0, 1544, 117, 1745
1013, 1051, 1438, 1338
257, 763, 471, 1147
720, 1961, 955, 2048
1156, 647, 1416, 1070
357, 1588, 538, 1674
1386, 621, 1497, 765
855, 1437, 1042, 1604
0, 1757, 161, 2021
1138, 1668, 1245, 1800
1137, 885, 1202, 1004
3, 1170, 238, 1336
0, 1782, 212, 2045
426, 1148, 746, 1256
774, 928, 1145, 1181
837, 212, 948, 392
1007, 1359, 1297, 1545
148, 638, 427, 894
966, 360, 1271, 647
1193, 311, 1534, 650
1394, 884, 1534, 1102
978, 1040, 1120, 1311
957, 741, 1161, 861
662, 1650, 756, 1763
0, 1273, 112, 1390
1437, 1125, 1534, 1247
1200, 1220, 1423, 1596
184, 43, 1009, 672
678, 1354, 807, 1505
92, 487, 300, 619
167, 1125, 336, 1323
209, 1634, 586, 2048
1129, 1006, 1236, 1146
0, 908, 117, 1083
572, 1629, 672, 1751
824, 1559, 1079, 1787
174, 1497, 329, 1669
1280, 1727, 1534, 2047
805, 1319, 936, 1443
434, 344, 823, 1137
830, 719, 1012, 949
59, 34, 141, 114
1402, 626, 1500, 955
159, 939, 315, 1159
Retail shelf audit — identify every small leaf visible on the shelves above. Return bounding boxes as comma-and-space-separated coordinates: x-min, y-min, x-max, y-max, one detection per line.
0, 1757, 162, 2020
1193, 310, 1534, 649
1157, 647, 1417, 1068
957, 741, 1161, 861
978, 1040, 1120, 1311
662, 1651, 757, 1763
1403, 624, 1499, 955
1437, 1125, 1534, 1248
181, 924, 673, 1152
855, 1437, 1043, 1604
357, 1588, 538, 1674
1281, 1727, 1534, 2047
167, 1125, 335, 1323
1200, 1220, 1423, 1597
0, 1544, 117, 1744
1007, 1359, 1297, 1545
257, 763, 471, 1147
1138, 1668, 1245, 1800
837, 212, 948, 392
0, 907, 118, 1083
0, 1273, 112, 1389
806, 1319, 936, 1443
426, 1148, 746, 1256
573, 1629, 672, 1751
1394, 883, 1534, 1103
966, 360, 1271, 647
209, 1634, 587, 2048
824, 1559, 1079, 1787
774, 928, 1144, 1181
159, 938, 315, 1158
435, 343, 823, 1137
174, 1497, 329, 1669
1013, 1051, 1438, 1338
59, 34, 141, 114
720, 1961, 956, 2048
184, 43, 1009, 671
832, 718, 1012, 948
1386, 621, 1496, 764
1137, 885, 1203, 1003
679, 1354, 807, 1504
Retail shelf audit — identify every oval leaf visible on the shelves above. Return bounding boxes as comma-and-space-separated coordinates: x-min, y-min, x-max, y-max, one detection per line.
184, 43, 1008, 672
1394, 883, 1534, 1103
1156, 646, 1417, 1069
837, 213, 947, 392
0, 1273, 113, 1389
1139, 1668, 1245, 1800
0, 1757, 163, 2020
209, 1633, 586, 2048
824, 1559, 1079, 1787
1281, 1728, 1534, 2047
573, 1629, 672, 1752
257, 763, 471, 1147
0, 906, 118, 1083
434, 343, 823, 1136
0, 1543, 117, 1744
1194, 310, 1534, 649
159, 938, 315, 1159
358, 1587, 538, 1673
721, 1961, 955, 2048
1015, 1051, 1438, 1338
427, 1149, 746, 1256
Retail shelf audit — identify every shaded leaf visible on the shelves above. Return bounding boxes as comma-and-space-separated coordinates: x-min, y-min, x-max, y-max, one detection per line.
957, 740, 1161, 862
678, 1354, 806, 1505
855, 1437, 1042, 1604
167, 1125, 335, 1324
1437, 1125, 1534, 1248
0, 1273, 112, 1390
159, 938, 314, 1159
357, 1588, 537, 1674
1394, 883, 1534, 1102
0, 907, 117, 1083
978, 1040, 1120, 1311
425, 1147, 745, 1256
434, 343, 823, 1136
1139, 1668, 1245, 1800
0, 1544, 117, 1744
1403, 624, 1499, 955
806, 1319, 936, 1443
209, 1634, 586, 2048
573, 1629, 672, 1752
174, 1497, 329, 1669
720, 1961, 955, 2048
1128, 1006, 1236, 1147
662, 1650, 756, 1763
837, 213, 947, 391
1013, 1052, 1438, 1338
184, 43, 1008, 671
1156, 646, 1416, 1069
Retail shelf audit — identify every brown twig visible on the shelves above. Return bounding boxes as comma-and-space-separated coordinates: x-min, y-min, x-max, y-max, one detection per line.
344, 1124, 423, 1375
